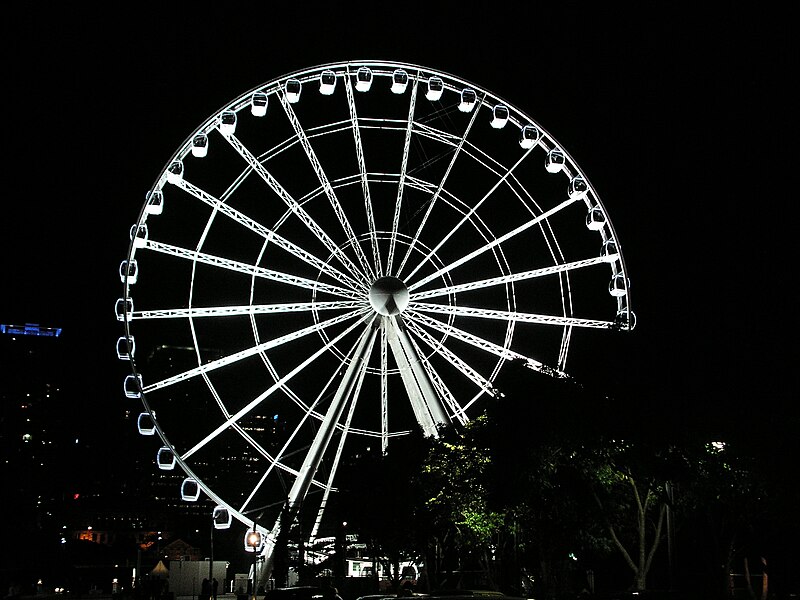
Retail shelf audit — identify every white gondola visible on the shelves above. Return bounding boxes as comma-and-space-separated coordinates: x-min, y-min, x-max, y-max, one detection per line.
191, 133, 208, 158
115, 298, 133, 322
519, 125, 541, 149
156, 447, 176, 470
137, 412, 156, 436
616, 306, 637, 330
251, 92, 268, 117
166, 160, 183, 184
130, 224, 148, 249
459, 88, 477, 112
119, 259, 138, 284
391, 69, 409, 94
219, 111, 237, 136
319, 70, 337, 95
145, 190, 164, 215
285, 79, 302, 103
586, 206, 606, 231
568, 175, 589, 199
490, 105, 509, 129
426, 77, 444, 101
601, 238, 618, 262
124, 374, 142, 398
609, 272, 628, 297
213, 506, 232, 529
181, 477, 201, 501
355, 67, 373, 92
116, 336, 134, 360
545, 148, 565, 173
244, 530, 265, 552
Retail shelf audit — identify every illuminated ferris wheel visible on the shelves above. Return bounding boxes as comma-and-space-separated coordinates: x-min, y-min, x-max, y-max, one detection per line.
116, 60, 634, 581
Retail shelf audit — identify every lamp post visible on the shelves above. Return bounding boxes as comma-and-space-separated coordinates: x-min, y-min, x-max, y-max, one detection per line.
209, 523, 215, 600
246, 528, 262, 600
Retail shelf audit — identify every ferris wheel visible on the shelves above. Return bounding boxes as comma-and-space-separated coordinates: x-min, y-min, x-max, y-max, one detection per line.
116, 60, 634, 580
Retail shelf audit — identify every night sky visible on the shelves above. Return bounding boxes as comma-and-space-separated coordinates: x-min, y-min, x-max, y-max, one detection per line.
2, 7, 795, 462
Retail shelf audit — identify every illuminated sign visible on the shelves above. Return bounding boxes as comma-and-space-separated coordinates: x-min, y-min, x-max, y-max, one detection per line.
0, 323, 62, 337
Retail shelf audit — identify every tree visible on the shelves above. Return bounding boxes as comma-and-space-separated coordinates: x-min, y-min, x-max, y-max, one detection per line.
585, 440, 669, 591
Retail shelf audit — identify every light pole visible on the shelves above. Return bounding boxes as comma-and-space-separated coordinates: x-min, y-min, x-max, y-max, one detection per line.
209, 523, 215, 600
246, 527, 262, 600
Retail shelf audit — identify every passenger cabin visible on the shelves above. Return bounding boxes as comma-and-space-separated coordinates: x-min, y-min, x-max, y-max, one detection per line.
586, 206, 606, 231
490, 105, 509, 129
391, 69, 409, 94
213, 506, 232, 529
355, 67, 373, 92
459, 88, 477, 112
568, 175, 588, 199
156, 447, 176, 470
285, 79, 302, 103
192, 133, 208, 158
602, 238, 618, 262
124, 374, 142, 398
219, 111, 237, 135
545, 148, 565, 173
319, 70, 336, 95
251, 92, 268, 117
119, 259, 138, 284
609, 273, 627, 297
426, 77, 444, 101
115, 298, 133, 321
130, 224, 147, 248
166, 160, 183, 184
181, 477, 201, 501
145, 190, 164, 215
116, 336, 134, 360
137, 412, 156, 436
519, 125, 541, 149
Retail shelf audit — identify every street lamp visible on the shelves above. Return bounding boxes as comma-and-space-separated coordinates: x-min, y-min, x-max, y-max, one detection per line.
245, 527, 264, 600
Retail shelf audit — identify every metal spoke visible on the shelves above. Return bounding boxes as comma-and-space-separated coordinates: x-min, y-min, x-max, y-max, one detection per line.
386, 75, 419, 275
344, 70, 382, 276
396, 95, 483, 278
144, 309, 365, 395
132, 300, 366, 320
405, 317, 500, 409
181, 313, 370, 460
412, 302, 616, 330
143, 239, 362, 300
175, 178, 364, 291
309, 325, 377, 540
222, 130, 370, 286
407, 309, 567, 379
380, 319, 388, 454
279, 89, 376, 280
404, 132, 532, 284
411, 255, 617, 300
405, 327, 468, 426
386, 316, 450, 437
408, 196, 577, 292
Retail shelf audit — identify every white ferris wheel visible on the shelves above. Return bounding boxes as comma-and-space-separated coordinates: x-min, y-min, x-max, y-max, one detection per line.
116, 60, 634, 580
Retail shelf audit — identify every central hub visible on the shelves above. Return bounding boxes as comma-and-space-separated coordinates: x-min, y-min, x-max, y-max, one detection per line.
369, 276, 410, 316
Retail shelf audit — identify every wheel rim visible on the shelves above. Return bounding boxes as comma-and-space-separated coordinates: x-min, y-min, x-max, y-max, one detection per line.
117, 59, 634, 572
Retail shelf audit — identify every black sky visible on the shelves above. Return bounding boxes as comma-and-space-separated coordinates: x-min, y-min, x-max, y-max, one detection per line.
1, 6, 795, 450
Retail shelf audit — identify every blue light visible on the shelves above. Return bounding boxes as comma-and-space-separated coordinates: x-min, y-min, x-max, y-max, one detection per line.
0, 323, 62, 337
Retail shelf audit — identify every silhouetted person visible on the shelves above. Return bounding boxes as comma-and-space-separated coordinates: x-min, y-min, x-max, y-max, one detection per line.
212, 579, 219, 600
201, 579, 211, 600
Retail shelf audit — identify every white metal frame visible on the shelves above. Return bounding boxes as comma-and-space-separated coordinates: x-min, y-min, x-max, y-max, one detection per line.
117, 60, 634, 586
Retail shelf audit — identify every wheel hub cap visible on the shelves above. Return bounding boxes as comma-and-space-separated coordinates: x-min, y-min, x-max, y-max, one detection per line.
368, 276, 410, 316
